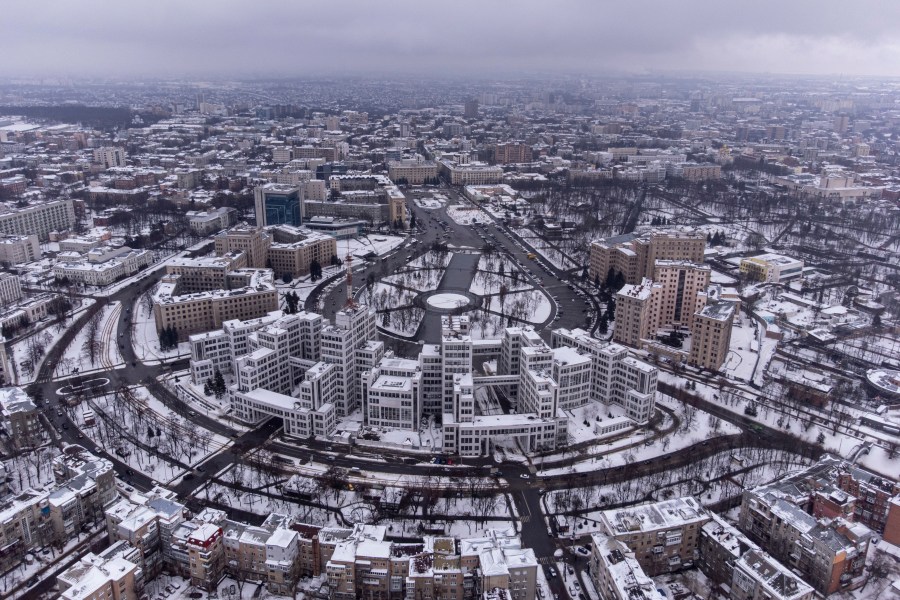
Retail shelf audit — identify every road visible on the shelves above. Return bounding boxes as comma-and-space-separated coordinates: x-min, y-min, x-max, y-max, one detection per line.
22, 187, 823, 597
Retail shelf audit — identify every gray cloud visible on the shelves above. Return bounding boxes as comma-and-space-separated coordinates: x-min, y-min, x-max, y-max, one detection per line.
2, 0, 899, 78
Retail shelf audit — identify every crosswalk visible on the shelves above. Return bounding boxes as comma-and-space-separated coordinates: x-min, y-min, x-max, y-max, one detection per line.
520, 514, 530, 523
537, 556, 554, 565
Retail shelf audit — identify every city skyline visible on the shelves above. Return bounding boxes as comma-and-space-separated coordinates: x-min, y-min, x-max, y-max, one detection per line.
3, 0, 900, 79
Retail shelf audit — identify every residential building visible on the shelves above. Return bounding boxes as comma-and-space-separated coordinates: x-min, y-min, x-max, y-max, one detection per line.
0, 386, 42, 448
738, 485, 872, 595
0, 198, 76, 241
57, 542, 143, 600
588, 229, 706, 285
92, 147, 126, 169
598, 497, 710, 576
0, 234, 40, 265
493, 143, 532, 165
187, 523, 226, 591
689, 301, 736, 370
731, 550, 815, 600
590, 533, 663, 600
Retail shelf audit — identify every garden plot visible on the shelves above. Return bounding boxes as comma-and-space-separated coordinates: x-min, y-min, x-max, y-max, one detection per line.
469, 271, 533, 295
367, 283, 419, 312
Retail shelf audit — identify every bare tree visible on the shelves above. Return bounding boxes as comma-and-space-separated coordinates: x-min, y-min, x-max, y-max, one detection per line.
81, 311, 104, 367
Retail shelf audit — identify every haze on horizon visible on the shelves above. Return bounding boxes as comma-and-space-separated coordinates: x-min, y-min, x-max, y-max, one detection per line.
3, 0, 900, 80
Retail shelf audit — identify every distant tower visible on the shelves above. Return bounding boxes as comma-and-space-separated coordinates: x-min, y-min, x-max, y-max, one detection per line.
343, 247, 356, 309
464, 99, 479, 119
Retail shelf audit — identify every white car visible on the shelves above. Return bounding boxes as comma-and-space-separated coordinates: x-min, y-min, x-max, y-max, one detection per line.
519, 473, 530, 479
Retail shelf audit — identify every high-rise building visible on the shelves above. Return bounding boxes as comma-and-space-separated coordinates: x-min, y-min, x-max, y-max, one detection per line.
589, 229, 706, 285
254, 184, 303, 227
464, 99, 479, 119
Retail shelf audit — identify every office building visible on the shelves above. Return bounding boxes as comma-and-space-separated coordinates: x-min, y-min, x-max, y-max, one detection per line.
186, 207, 237, 235
152, 268, 278, 340
255, 183, 303, 227
388, 158, 438, 185
739, 253, 804, 283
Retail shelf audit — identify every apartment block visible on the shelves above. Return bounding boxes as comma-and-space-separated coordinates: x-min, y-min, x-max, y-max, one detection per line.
0, 386, 42, 449
92, 146, 126, 169
598, 497, 710, 576
0, 198, 76, 241
738, 486, 872, 595
0, 233, 40, 265
590, 533, 663, 600
689, 301, 736, 370
58, 541, 143, 600
493, 143, 533, 165
589, 229, 706, 285
731, 550, 814, 600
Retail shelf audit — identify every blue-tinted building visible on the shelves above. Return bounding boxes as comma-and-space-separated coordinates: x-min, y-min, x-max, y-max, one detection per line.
254, 184, 303, 227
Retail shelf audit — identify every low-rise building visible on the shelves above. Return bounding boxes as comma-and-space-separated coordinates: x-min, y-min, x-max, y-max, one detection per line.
739, 253, 804, 283
0, 386, 42, 448
598, 497, 710, 576
590, 533, 663, 600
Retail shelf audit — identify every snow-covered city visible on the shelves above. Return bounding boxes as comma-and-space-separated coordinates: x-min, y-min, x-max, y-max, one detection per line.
1, 4, 900, 600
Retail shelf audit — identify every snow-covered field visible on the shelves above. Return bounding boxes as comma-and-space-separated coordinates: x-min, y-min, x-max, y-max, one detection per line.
131, 295, 190, 363
8, 298, 96, 385
54, 301, 123, 377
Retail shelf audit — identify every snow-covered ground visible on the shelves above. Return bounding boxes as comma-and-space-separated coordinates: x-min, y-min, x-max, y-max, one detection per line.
131, 295, 190, 363
7, 298, 96, 385
54, 301, 124, 377
721, 317, 760, 383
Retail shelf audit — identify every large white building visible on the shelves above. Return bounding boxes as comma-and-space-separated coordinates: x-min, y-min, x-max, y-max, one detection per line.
0, 199, 75, 241
190, 305, 658, 458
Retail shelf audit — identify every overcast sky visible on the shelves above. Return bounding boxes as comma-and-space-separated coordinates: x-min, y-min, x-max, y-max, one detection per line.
3, 0, 899, 79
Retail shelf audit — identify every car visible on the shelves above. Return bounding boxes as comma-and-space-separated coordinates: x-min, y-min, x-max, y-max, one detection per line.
126, 469, 134, 476
77, 433, 83, 439
62, 423, 69, 430
326, 455, 335, 461
548, 567, 558, 578
519, 473, 530, 479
